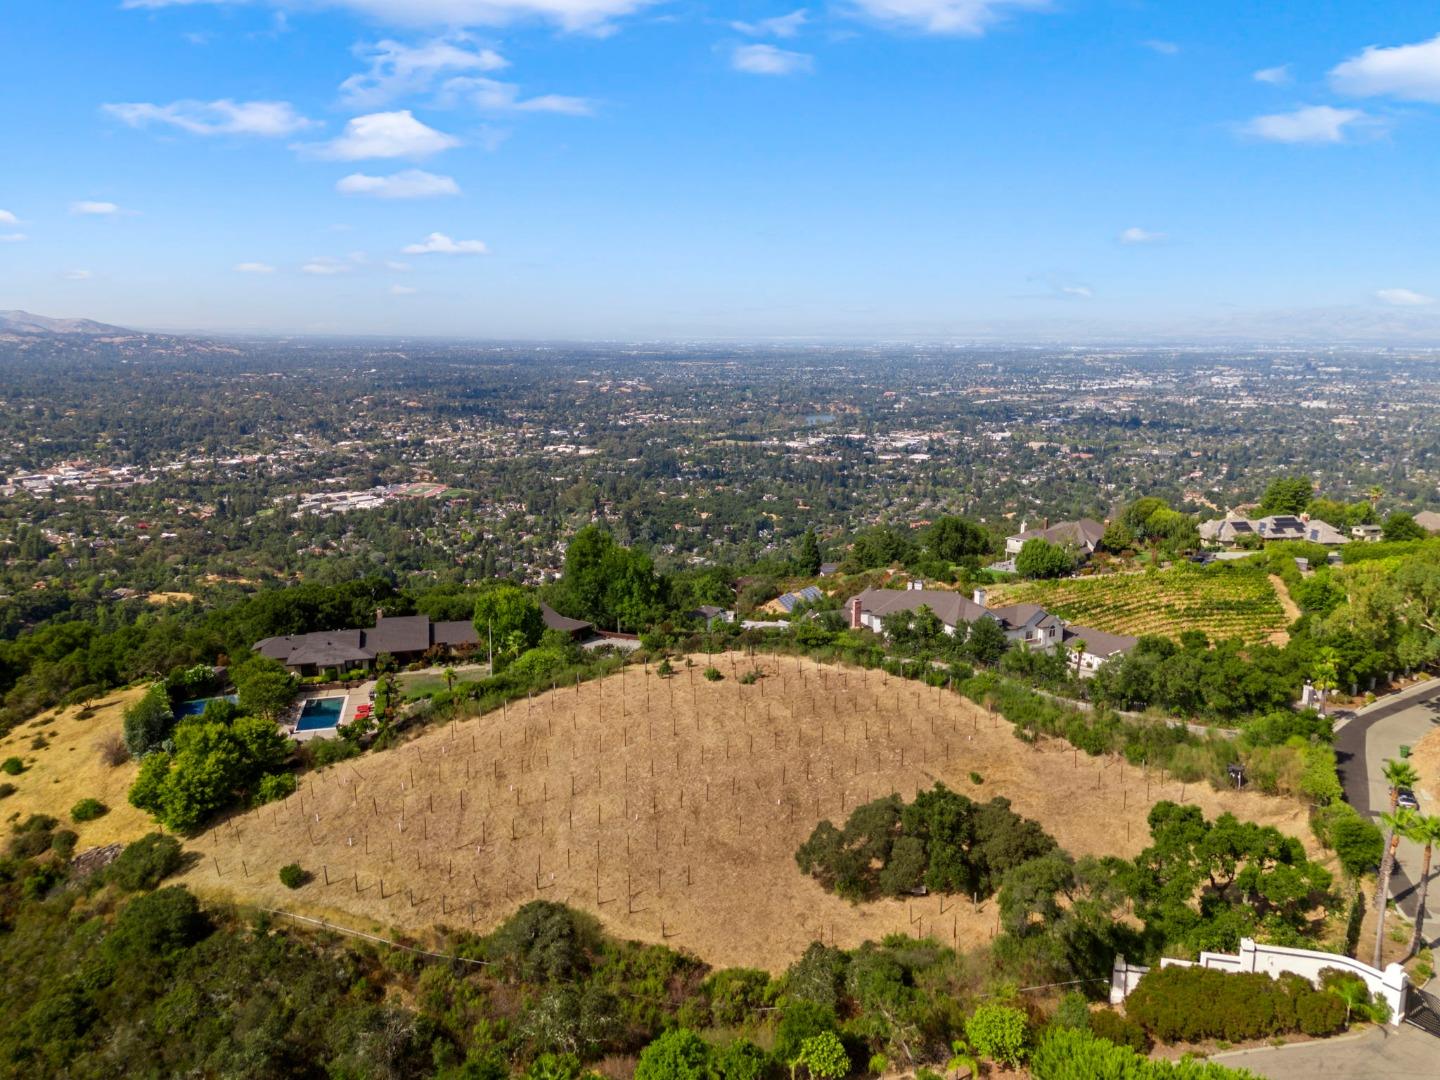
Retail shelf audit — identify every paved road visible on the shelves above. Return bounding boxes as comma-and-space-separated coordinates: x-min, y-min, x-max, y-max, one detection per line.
1334, 678, 1440, 947
1210, 1024, 1440, 1078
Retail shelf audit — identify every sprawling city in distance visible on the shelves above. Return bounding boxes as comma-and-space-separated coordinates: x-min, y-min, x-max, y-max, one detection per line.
4, 3, 1440, 1078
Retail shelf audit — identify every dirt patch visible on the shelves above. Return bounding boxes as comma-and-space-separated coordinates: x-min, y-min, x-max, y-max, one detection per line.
147, 591, 197, 604
1266, 574, 1299, 647
179, 653, 1318, 972
0, 687, 154, 848
1410, 724, 1440, 809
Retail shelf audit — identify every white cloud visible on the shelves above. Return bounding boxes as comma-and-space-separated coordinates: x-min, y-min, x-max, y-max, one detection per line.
0, 233, 27, 243
234, 261, 277, 273
402, 231, 489, 254
1119, 226, 1165, 244
386, 260, 413, 271
1376, 288, 1435, 307
63, 269, 94, 280
1141, 39, 1178, 55
0, 210, 17, 225
732, 9, 808, 38
302, 257, 353, 275
731, 43, 813, 76
337, 169, 461, 198
70, 200, 127, 215
121, 0, 656, 34
1253, 64, 1291, 85
440, 76, 594, 114
1059, 284, 1092, 298
847, 0, 1048, 36
102, 99, 315, 136
299, 110, 460, 159
390, 284, 420, 295
1241, 104, 1366, 144
341, 35, 508, 107
1331, 33, 1440, 104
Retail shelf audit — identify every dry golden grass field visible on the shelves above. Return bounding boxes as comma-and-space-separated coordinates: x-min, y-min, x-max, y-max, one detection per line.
164, 652, 1319, 971
0, 686, 154, 847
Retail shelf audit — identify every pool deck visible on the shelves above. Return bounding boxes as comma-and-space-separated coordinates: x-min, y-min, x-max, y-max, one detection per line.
288, 687, 371, 743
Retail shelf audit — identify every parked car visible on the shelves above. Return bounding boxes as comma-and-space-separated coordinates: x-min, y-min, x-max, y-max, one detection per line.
1397, 788, 1420, 811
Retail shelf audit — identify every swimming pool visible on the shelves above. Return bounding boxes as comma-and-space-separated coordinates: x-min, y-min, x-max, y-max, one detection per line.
296, 696, 345, 732
176, 694, 238, 718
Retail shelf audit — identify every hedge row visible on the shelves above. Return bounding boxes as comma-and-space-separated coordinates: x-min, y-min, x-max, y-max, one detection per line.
1125, 966, 1346, 1044
1031, 1028, 1260, 1079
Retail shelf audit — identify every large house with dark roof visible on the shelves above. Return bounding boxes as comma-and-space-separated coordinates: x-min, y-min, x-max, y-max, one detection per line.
1198, 512, 1347, 547
254, 603, 599, 676
1005, 518, 1106, 559
847, 585, 1136, 674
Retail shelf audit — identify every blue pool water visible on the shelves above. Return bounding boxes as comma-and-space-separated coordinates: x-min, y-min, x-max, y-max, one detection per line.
177, 694, 238, 718
296, 696, 345, 732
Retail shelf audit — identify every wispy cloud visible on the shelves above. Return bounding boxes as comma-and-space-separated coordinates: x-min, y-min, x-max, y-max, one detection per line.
0, 210, 18, 225
440, 76, 594, 114
1141, 39, 1178, 56
847, 0, 1049, 36
63, 269, 93, 280
402, 231, 489, 254
1059, 283, 1092, 298
70, 200, 132, 216
121, 0, 657, 34
102, 99, 315, 136
1331, 33, 1440, 104
234, 262, 277, 273
1253, 64, 1291, 85
1376, 288, 1435, 307
336, 169, 461, 198
1240, 104, 1367, 144
732, 9, 808, 38
390, 284, 420, 295
341, 35, 508, 107
731, 43, 813, 76
0, 233, 27, 243
1119, 226, 1166, 244
301, 257, 353, 275
298, 110, 460, 159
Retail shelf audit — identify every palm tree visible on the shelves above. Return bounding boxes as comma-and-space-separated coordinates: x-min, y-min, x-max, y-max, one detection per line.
947, 1038, 981, 1079
443, 666, 456, 693
1311, 649, 1340, 716
1367, 485, 1384, 511
1383, 759, 1420, 813
1373, 806, 1421, 968
1329, 975, 1371, 1025
1407, 814, 1440, 959
1071, 638, 1087, 680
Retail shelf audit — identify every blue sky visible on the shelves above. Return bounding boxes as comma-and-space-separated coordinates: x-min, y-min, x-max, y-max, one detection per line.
3, 1, 1440, 340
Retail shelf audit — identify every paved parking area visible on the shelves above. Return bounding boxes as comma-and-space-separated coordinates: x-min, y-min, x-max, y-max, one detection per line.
1210, 1025, 1439, 1078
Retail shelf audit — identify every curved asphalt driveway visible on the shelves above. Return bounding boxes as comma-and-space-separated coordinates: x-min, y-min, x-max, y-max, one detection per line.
1334, 678, 1440, 947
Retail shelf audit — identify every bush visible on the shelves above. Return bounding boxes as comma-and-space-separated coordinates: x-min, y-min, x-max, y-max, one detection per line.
1088, 1008, 1150, 1052
104, 886, 208, 962
1126, 966, 1348, 1044
96, 732, 130, 767
108, 833, 184, 891
71, 798, 108, 823
965, 1003, 1029, 1067
484, 900, 598, 982
121, 684, 175, 758
633, 1028, 712, 1080
254, 772, 297, 805
1, 756, 24, 776
704, 666, 723, 681
52, 829, 78, 859
794, 1031, 849, 1078
278, 863, 308, 889
1031, 1027, 1260, 1079
0, 782, 15, 799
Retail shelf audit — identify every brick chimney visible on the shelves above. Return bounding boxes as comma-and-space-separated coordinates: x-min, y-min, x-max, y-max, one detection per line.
850, 596, 863, 630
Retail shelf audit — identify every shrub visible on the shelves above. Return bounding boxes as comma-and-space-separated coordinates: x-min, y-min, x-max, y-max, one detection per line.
7, 814, 60, 858
71, 798, 108, 823
1, 756, 24, 776
278, 863, 308, 889
794, 1031, 849, 1078
254, 772, 297, 805
104, 886, 208, 962
704, 967, 773, 1026
965, 1003, 1029, 1067
121, 684, 175, 758
704, 666, 723, 681
108, 833, 184, 891
0, 782, 15, 799
305, 737, 362, 768
1088, 1008, 1150, 1052
1031, 1027, 1259, 1079
969, 771, 984, 785
1052, 991, 1091, 1030
96, 732, 130, 767
1126, 966, 1348, 1044
634, 1028, 712, 1080
713, 1039, 770, 1080
52, 829, 79, 859
484, 900, 598, 982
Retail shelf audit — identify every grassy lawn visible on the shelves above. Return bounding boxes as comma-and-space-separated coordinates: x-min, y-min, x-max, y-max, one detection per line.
990, 563, 1288, 643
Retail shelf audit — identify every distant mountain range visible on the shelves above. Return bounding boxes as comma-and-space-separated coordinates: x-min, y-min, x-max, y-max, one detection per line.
0, 310, 136, 337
